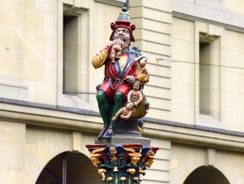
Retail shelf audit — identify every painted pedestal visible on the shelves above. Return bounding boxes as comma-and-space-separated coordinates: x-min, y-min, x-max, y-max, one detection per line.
86, 118, 158, 184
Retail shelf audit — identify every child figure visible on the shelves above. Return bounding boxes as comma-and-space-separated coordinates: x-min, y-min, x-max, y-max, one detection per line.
127, 81, 149, 120
112, 102, 133, 121
110, 37, 126, 62
134, 56, 150, 84
127, 81, 143, 107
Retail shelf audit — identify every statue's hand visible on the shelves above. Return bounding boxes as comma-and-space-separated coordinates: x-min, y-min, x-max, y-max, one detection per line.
124, 75, 135, 84
111, 44, 122, 59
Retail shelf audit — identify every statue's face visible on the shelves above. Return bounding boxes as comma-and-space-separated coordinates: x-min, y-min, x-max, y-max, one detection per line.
133, 82, 140, 90
109, 146, 117, 155
113, 28, 131, 48
139, 58, 147, 67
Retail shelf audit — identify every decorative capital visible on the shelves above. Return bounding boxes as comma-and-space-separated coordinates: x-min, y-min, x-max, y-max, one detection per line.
86, 144, 159, 184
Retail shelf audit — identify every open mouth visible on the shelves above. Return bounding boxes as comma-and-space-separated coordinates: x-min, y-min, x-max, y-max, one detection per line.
115, 36, 127, 42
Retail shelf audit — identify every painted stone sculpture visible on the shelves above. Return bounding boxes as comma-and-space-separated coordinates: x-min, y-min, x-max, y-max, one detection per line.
86, 144, 158, 184
91, 6, 150, 140
87, 6, 158, 184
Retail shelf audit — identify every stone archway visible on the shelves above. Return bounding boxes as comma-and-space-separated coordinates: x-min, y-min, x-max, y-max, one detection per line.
36, 151, 100, 184
184, 165, 230, 184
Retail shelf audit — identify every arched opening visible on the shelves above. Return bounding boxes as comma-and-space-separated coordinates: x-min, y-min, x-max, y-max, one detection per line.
184, 165, 230, 184
36, 151, 101, 184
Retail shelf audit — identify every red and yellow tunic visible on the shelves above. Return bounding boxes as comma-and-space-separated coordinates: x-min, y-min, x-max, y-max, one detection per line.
92, 45, 143, 102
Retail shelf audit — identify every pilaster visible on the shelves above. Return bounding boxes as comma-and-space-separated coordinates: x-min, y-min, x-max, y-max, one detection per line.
129, 0, 173, 116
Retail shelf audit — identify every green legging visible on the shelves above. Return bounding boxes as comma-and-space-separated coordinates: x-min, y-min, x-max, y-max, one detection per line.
96, 90, 124, 128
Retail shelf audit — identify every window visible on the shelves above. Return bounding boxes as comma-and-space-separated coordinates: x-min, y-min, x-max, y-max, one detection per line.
63, 15, 79, 94
199, 41, 211, 115
199, 33, 221, 121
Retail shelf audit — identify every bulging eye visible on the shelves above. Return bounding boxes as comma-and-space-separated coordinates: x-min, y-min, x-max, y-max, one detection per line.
123, 29, 129, 34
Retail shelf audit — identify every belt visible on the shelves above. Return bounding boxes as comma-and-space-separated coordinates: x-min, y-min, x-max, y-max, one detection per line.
105, 77, 124, 90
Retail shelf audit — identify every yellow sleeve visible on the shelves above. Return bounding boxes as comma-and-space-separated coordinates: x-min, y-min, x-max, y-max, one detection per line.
91, 48, 109, 69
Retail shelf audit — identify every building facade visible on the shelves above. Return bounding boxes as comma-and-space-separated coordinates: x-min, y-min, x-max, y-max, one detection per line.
1, 0, 244, 183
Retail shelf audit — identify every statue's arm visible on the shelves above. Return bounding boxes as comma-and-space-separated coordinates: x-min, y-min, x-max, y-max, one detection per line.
112, 108, 123, 121
138, 91, 143, 104
91, 46, 111, 69
127, 90, 132, 103
144, 68, 150, 82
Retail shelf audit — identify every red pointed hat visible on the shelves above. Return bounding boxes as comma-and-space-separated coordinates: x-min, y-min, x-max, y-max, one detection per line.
109, 6, 136, 42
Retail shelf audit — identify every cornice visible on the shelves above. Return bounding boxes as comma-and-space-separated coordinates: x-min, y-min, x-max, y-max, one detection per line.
172, 0, 244, 33
0, 102, 102, 134
143, 120, 244, 152
0, 101, 244, 152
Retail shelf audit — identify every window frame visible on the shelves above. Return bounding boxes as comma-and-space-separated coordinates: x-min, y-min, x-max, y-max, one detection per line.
57, 2, 93, 109
194, 28, 222, 127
